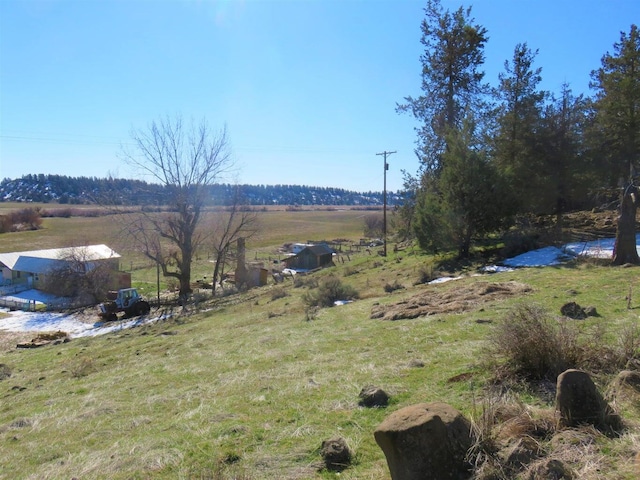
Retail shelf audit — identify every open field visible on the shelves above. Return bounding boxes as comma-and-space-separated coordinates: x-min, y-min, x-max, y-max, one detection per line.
0, 205, 375, 295
0, 204, 372, 253
1, 207, 640, 478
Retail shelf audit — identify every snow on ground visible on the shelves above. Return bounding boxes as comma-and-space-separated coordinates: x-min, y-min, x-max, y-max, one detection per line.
502, 246, 573, 268
0, 303, 169, 338
1, 289, 64, 306
502, 234, 638, 267
0, 236, 635, 337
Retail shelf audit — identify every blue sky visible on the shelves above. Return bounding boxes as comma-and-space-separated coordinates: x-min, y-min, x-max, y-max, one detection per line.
1, 0, 638, 192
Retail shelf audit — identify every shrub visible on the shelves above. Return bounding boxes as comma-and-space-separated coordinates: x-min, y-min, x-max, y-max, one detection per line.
415, 264, 435, 285
488, 303, 580, 380
293, 275, 317, 289
270, 287, 288, 301
303, 275, 358, 308
343, 265, 359, 277
3, 207, 43, 232
384, 280, 405, 293
0, 215, 13, 233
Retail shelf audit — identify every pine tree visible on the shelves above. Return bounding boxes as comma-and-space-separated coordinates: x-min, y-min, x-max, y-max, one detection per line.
397, 0, 488, 172
492, 43, 546, 214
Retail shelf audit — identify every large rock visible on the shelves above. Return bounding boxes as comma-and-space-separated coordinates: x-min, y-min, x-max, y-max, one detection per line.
320, 437, 352, 471
359, 385, 389, 407
555, 369, 608, 429
560, 302, 586, 319
374, 402, 473, 480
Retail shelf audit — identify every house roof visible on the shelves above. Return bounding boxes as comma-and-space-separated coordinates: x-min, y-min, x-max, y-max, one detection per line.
0, 244, 120, 274
282, 244, 334, 265
304, 244, 335, 256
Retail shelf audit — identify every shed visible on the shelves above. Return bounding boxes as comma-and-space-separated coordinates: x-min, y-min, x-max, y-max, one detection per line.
248, 266, 269, 287
282, 244, 335, 271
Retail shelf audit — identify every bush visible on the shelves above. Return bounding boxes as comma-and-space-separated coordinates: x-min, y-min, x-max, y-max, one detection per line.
414, 264, 435, 285
303, 276, 358, 308
343, 265, 359, 277
488, 303, 580, 380
293, 275, 317, 289
489, 303, 640, 382
363, 213, 384, 238
1, 207, 43, 232
384, 280, 404, 293
270, 287, 288, 301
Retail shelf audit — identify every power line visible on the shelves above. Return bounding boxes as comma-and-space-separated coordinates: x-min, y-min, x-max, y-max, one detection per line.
376, 150, 396, 256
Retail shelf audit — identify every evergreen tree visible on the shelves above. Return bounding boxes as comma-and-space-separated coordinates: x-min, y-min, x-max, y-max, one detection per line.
590, 24, 640, 186
534, 84, 590, 233
397, 0, 488, 172
413, 119, 516, 257
492, 43, 546, 213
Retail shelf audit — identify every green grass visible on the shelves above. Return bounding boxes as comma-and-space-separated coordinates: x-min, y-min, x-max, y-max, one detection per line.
1, 210, 640, 478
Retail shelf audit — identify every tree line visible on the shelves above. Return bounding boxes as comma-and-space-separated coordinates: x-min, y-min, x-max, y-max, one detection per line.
396, 0, 639, 260
0, 174, 399, 206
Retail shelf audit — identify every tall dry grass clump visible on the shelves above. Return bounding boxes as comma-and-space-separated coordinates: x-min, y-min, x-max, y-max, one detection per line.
488, 303, 582, 380
488, 302, 640, 382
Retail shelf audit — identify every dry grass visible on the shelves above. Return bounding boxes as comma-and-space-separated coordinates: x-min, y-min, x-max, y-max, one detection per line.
468, 390, 640, 480
370, 281, 532, 321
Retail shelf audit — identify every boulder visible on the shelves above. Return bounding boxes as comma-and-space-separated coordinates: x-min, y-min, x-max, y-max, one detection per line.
320, 437, 352, 471
560, 302, 586, 319
374, 402, 473, 480
555, 369, 607, 429
359, 385, 389, 407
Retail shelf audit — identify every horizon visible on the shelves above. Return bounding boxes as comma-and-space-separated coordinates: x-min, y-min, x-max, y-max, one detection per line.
1, 0, 638, 192
0, 173, 401, 195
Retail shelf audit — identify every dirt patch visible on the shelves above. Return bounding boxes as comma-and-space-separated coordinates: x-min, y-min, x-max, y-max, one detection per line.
17, 331, 70, 349
0, 331, 33, 353
370, 281, 532, 321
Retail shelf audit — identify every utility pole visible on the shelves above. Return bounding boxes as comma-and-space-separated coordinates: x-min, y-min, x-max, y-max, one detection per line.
376, 150, 396, 256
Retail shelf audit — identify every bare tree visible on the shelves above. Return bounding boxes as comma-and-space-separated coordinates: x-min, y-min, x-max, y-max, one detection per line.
209, 188, 259, 295
120, 115, 233, 301
363, 213, 384, 239
43, 247, 114, 304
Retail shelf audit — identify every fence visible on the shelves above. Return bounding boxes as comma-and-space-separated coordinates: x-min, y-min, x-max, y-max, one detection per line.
0, 284, 67, 312
0, 297, 42, 312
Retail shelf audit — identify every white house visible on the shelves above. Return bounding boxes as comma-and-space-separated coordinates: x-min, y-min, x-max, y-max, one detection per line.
0, 244, 128, 291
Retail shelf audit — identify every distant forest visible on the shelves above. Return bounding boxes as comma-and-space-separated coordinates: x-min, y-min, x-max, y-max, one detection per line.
0, 174, 400, 206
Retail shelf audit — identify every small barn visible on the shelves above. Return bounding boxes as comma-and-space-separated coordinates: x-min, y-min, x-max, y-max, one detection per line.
282, 244, 335, 271
0, 244, 129, 292
247, 266, 269, 287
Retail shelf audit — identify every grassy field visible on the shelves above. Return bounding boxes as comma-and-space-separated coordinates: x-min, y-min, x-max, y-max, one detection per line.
0, 204, 372, 295
1, 206, 640, 479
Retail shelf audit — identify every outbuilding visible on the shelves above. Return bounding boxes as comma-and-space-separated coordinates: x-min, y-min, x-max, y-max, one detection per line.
282, 244, 335, 271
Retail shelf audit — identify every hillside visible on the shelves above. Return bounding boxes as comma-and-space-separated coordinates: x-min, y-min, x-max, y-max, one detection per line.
1, 208, 640, 479
0, 174, 402, 206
